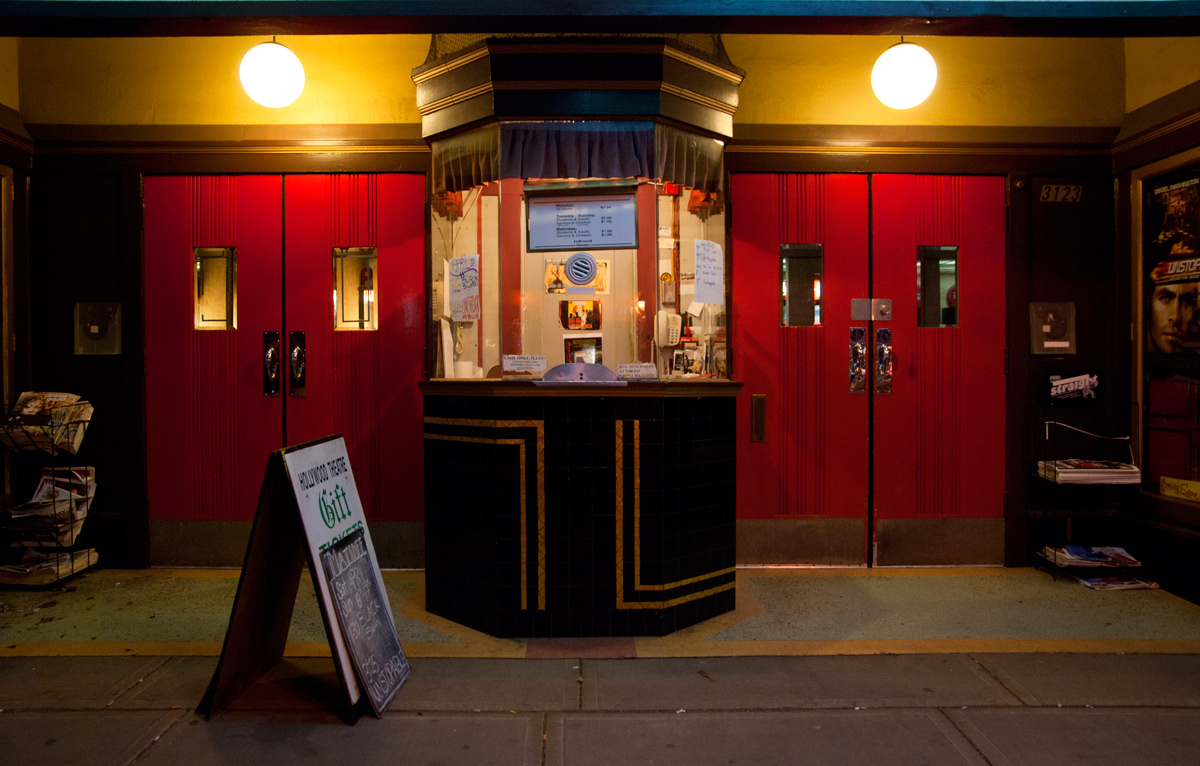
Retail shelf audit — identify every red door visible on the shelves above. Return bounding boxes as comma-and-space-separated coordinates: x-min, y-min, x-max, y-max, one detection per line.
144, 174, 426, 534
731, 173, 1006, 565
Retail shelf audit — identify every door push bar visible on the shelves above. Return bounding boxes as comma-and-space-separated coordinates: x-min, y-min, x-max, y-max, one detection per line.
849, 298, 893, 395
264, 330, 307, 397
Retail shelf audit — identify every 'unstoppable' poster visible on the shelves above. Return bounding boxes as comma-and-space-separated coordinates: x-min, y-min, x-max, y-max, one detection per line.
1144, 169, 1200, 354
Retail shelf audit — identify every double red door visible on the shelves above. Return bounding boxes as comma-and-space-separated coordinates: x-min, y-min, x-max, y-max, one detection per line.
144, 174, 426, 526
731, 174, 1006, 564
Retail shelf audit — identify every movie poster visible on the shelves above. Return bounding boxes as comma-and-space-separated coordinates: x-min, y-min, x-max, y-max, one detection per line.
1144, 167, 1200, 354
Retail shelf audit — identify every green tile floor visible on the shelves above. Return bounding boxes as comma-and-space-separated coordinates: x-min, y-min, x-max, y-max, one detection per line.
2, 566, 1199, 657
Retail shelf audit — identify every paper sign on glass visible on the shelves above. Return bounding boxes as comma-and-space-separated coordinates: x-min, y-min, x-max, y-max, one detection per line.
448, 254, 481, 321
694, 239, 725, 306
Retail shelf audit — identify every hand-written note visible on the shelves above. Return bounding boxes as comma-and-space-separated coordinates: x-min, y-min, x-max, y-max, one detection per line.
694, 239, 725, 306
320, 528, 410, 716
449, 254, 481, 322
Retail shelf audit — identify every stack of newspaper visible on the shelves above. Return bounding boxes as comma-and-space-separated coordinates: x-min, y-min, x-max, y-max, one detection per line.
1040, 545, 1141, 567
1073, 573, 1160, 590
0, 467, 98, 582
0, 391, 93, 455
1037, 459, 1141, 484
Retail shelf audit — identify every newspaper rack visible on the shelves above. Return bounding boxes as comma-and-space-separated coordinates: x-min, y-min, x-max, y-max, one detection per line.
0, 397, 98, 586
1029, 421, 1151, 586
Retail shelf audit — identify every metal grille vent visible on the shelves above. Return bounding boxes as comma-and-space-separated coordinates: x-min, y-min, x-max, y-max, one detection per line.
565, 253, 597, 285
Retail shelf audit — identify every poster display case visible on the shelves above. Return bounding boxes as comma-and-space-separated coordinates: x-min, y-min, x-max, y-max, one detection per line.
1141, 164, 1200, 501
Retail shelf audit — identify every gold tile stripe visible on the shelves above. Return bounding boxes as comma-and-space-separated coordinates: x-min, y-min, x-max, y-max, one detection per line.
424, 417, 545, 610
615, 419, 734, 609
633, 420, 641, 590
615, 420, 625, 605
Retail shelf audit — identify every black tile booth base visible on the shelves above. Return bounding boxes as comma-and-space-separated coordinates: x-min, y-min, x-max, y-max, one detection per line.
420, 380, 741, 638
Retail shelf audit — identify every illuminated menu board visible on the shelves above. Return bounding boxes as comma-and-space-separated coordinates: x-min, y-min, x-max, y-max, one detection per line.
527, 195, 637, 251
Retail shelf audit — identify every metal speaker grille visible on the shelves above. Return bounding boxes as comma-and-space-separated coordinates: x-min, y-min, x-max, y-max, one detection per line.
565, 253, 597, 285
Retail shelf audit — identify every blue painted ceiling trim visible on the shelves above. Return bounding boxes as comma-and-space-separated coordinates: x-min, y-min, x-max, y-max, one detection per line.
3, 0, 1200, 20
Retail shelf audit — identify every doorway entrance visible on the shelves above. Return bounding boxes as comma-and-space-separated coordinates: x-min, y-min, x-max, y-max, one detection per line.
143, 174, 426, 554
731, 174, 1007, 565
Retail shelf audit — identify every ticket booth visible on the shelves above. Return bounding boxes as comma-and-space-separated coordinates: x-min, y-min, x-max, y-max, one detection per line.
414, 35, 745, 637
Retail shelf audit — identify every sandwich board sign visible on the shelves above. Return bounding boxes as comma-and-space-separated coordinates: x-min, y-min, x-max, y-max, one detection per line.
199, 435, 409, 720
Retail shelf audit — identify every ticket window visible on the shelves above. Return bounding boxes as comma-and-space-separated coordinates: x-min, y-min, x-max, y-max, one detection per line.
428, 180, 728, 380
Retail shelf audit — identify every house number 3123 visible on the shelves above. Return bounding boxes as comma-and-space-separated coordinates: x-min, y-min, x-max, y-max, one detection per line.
1039, 184, 1083, 202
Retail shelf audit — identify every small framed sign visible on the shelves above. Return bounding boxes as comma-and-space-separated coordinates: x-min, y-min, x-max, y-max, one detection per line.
560, 300, 602, 331
1030, 302, 1076, 355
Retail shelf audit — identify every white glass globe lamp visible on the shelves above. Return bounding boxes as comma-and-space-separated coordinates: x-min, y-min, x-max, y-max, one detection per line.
240, 41, 305, 108
871, 42, 937, 110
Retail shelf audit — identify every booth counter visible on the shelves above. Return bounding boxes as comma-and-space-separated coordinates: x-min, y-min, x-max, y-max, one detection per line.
420, 377, 741, 637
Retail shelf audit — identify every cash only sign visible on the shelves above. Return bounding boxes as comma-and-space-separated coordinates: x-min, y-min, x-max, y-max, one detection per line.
201, 435, 409, 721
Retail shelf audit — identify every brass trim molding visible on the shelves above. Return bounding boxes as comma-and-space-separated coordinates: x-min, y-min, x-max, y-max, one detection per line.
412, 45, 492, 85
663, 46, 745, 85
34, 142, 430, 157
614, 419, 735, 610
0, 129, 34, 156
1114, 109, 1200, 156
661, 82, 737, 116
726, 143, 1109, 158
424, 416, 546, 610
417, 82, 494, 115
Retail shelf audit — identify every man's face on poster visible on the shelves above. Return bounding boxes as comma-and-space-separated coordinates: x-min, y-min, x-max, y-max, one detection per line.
1149, 281, 1200, 353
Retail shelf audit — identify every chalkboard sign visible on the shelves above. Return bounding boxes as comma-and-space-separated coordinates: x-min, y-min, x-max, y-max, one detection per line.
201, 435, 409, 723
321, 527, 410, 716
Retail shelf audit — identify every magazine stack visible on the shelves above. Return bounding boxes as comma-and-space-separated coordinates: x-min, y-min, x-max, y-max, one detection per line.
0, 467, 99, 585
1038, 545, 1160, 590
0, 391, 93, 455
1037, 458, 1142, 484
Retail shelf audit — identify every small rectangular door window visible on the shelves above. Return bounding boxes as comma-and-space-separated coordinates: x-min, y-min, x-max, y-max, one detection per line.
333, 247, 378, 330
194, 247, 237, 330
917, 246, 958, 328
780, 244, 823, 327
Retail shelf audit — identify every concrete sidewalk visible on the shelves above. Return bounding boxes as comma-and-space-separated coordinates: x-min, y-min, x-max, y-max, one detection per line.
4, 653, 1200, 765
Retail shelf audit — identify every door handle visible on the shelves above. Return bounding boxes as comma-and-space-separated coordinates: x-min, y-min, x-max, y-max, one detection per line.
263, 331, 281, 396
850, 327, 867, 394
751, 394, 767, 443
875, 327, 893, 395
289, 330, 306, 398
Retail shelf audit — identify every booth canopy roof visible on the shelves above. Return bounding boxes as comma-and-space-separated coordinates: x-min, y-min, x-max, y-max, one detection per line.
431, 121, 725, 194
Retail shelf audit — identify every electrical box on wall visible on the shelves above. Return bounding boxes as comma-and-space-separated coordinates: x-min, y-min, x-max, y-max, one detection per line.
1029, 302, 1076, 355
74, 302, 122, 355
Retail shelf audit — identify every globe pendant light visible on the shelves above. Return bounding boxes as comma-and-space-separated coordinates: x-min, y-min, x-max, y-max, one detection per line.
871, 40, 937, 110
240, 40, 305, 108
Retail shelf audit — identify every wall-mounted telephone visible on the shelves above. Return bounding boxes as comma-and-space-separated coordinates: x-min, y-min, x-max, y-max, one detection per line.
657, 310, 682, 347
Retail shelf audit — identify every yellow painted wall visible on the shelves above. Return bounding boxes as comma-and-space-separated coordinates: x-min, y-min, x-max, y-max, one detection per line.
1125, 38, 1200, 113
18, 36, 430, 125
0, 39, 17, 111
725, 36, 1125, 127
11, 34, 1138, 128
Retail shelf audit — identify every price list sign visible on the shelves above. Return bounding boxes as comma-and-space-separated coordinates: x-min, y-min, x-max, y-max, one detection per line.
528, 195, 637, 251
